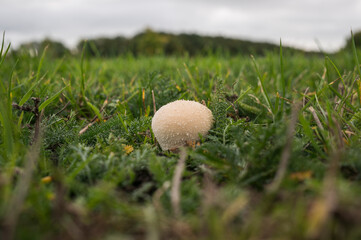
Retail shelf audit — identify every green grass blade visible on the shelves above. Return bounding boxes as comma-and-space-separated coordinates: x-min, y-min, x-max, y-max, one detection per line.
19, 46, 48, 106
0, 37, 11, 92
351, 30, 361, 105
299, 113, 326, 158
326, 57, 345, 87
35, 45, 48, 82
86, 101, 103, 121
67, 155, 94, 183
17, 111, 24, 131
0, 43, 10, 69
0, 103, 14, 158
0, 31, 5, 57
7, 60, 18, 112
328, 85, 357, 112
279, 39, 285, 112
38, 85, 69, 111
226, 86, 252, 111
184, 63, 200, 96
80, 41, 87, 97
118, 113, 129, 134
251, 55, 274, 116
19, 76, 42, 106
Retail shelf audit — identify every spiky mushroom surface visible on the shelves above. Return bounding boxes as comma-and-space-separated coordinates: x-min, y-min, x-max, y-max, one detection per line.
151, 100, 213, 150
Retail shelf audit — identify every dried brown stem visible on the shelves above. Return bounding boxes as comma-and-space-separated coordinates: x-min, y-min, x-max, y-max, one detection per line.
78, 99, 108, 135
152, 90, 156, 113
32, 97, 43, 144
53, 101, 70, 116
308, 106, 324, 131
229, 102, 239, 120
12, 97, 44, 145
171, 147, 187, 217
78, 122, 95, 135
267, 102, 301, 193
11, 103, 34, 113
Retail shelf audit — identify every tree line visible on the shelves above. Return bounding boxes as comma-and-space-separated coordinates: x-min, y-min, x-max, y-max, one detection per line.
13, 29, 361, 58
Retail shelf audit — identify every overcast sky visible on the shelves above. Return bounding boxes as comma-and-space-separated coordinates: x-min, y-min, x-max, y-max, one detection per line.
1, 0, 361, 52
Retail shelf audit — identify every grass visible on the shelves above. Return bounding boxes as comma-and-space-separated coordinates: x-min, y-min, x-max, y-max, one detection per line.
1, 37, 361, 239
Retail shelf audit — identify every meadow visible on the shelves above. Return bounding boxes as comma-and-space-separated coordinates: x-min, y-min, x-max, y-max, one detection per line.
1, 35, 361, 239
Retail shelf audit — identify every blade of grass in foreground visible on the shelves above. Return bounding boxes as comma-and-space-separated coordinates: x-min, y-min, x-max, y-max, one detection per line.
0, 32, 11, 69
7, 60, 18, 113
0, 102, 14, 158
19, 46, 48, 106
299, 113, 326, 158
0, 33, 15, 158
80, 41, 87, 98
86, 101, 103, 122
279, 39, 286, 113
184, 63, 200, 97
325, 56, 358, 114
251, 55, 274, 118
38, 85, 69, 111
351, 30, 361, 105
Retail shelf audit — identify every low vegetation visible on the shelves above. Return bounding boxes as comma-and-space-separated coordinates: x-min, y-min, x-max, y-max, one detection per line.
1, 32, 361, 239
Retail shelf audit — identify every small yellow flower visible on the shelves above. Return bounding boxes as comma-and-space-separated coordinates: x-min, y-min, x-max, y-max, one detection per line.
175, 85, 181, 91
47, 193, 55, 200
41, 176, 52, 184
123, 145, 134, 154
186, 140, 200, 149
290, 171, 312, 181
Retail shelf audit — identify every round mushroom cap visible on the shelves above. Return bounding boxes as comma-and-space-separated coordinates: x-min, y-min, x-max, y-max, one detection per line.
151, 100, 213, 150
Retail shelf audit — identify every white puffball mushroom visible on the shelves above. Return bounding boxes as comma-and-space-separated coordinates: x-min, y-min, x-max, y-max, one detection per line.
151, 100, 213, 150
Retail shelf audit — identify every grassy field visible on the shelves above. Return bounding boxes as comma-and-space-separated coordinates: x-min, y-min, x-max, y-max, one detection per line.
1, 36, 361, 239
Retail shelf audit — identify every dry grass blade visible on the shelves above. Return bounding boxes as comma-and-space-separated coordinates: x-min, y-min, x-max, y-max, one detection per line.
152, 181, 170, 215
202, 167, 218, 210
302, 87, 309, 108
171, 147, 187, 218
152, 90, 156, 113
79, 98, 108, 135
2, 127, 43, 240
307, 116, 342, 238
142, 88, 146, 115
308, 106, 324, 131
221, 194, 248, 225
53, 101, 70, 116
79, 121, 96, 135
267, 102, 301, 193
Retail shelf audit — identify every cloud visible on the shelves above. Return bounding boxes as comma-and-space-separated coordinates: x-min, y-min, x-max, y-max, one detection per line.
1, 0, 360, 51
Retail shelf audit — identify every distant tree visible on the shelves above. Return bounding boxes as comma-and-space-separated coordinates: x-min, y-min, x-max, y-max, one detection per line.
73, 29, 317, 57
163, 36, 184, 55
41, 39, 69, 58
131, 28, 169, 55
17, 38, 69, 58
77, 36, 129, 57
17, 41, 41, 57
